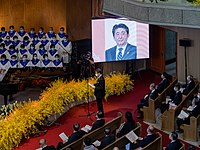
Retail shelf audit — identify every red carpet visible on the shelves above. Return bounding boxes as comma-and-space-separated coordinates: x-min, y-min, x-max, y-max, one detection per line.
14, 70, 200, 150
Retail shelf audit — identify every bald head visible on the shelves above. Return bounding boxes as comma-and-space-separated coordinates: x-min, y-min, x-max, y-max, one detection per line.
147, 125, 154, 134
39, 139, 46, 148
113, 147, 119, 150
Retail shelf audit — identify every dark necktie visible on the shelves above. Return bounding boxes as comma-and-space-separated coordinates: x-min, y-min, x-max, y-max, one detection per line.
117, 48, 123, 60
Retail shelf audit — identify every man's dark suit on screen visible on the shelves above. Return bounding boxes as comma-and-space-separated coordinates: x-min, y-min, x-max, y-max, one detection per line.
165, 140, 182, 150
105, 43, 137, 61
91, 119, 105, 131
94, 75, 105, 115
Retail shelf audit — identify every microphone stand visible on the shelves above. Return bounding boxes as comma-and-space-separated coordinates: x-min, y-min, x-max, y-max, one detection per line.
79, 77, 95, 121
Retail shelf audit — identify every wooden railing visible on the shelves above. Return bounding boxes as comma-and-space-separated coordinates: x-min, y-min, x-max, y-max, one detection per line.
161, 81, 199, 132
61, 112, 123, 150
142, 77, 178, 123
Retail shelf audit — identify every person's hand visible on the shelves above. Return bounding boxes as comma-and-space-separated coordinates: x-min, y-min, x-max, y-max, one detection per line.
138, 137, 143, 140
144, 95, 148, 99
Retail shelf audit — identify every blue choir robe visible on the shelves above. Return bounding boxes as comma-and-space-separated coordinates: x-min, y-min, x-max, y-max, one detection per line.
40, 40, 50, 50
19, 60, 30, 68
8, 31, 17, 38
7, 50, 18, 60
50, 40, 59, 49
46, 32, 56, 40
19, 49, 28, 59
52, 59, 63, 68
0, 48, 6, 55
41, 59, 52, 67
0, 31, 7, 40
38, 49, 48, 60
9, 60, 18, 68
28, 48, 37, 55
32, 39, 40, 50
12, 40, 21, 50
17, 31, 28, 41
38, 32, 46, 39
30, 59, 40, 67
48, 49, 58, 60
23, 41, 31, 49
0, 59, 10, 69
4, 40, 12, 49
58, 40, 72, 63
28, 32, 36, 40
56, 32, 66, 41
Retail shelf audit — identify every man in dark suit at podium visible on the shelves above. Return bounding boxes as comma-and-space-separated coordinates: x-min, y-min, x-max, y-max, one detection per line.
105, 23, 137, 61
89, 68, 105, 116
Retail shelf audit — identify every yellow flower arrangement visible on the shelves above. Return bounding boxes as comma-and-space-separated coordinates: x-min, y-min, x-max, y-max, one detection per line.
0, 73, 133, 150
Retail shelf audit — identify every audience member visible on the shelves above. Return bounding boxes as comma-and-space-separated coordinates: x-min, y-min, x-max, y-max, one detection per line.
117, 111, 136, 138
113, 147, 119, 150
90, 111, 105, 131
137, 83, 158, 119
157, 72, 170, 93
39, 139, 56, 150
83, 137, 96, 150
97, 127, 115, 149
181, 75, 195, 95
130, 125, 157, 149
163, 132, 182, 150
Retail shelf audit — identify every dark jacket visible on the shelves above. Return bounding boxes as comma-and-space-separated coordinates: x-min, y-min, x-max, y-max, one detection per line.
42, 145, 56, 150
183, 80, 195, 95
117, 120, 135, 138
165, 140, 182, 150
91, 119, 105, 131
98, 135, 115, 149
94, 75, 105, 99
171, 91, 182, 105
139, 134, 157, 148
67, 130, 86, 144
157, 78, 169, 93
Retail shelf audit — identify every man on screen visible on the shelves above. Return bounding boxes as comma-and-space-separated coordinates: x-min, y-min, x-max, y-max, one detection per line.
105, 23, 137, 61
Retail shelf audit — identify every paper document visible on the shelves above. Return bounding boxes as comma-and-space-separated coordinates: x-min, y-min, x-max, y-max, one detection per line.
125, 131, 138, 143
178, 110, 189, 119
93, 140, 101, 146
166, 98, 171, 104
59, 132, 68, 142
118, 122, 125, 131
81, 125, 92, 133
187, 106, 195, 111
169, 102, 176, 107
36, 148, 42, 150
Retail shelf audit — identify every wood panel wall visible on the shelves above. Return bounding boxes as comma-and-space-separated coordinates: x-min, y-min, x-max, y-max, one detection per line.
0, 0, 66, 33
164, 26, 200, 82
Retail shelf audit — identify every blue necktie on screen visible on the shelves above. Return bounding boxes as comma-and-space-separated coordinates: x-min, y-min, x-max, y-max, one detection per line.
117, 48, 123, 60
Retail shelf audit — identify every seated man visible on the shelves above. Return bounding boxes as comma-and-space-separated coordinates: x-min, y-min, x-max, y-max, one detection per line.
160, 84, 182, 113
156, 72, 170, 93
56, 123, 86, 149
163, 132, 182, 150
39, 139, 56, 150
83, 137, 96, 150
90, 111, 105, 131
97, 127, 115, 149
137, 83, 158, 119
176, 98, 200, 133
130, 125, 157, 149
181, 75, 195, 95
116, 111, 136, 138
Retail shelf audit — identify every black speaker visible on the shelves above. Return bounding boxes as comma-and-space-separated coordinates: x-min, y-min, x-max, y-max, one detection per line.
179, 39, 191, 47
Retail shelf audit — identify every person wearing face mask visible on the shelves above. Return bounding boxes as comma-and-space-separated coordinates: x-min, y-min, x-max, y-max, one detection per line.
38, 27, 45, 39
58, 35, 72, 72
7, 45, 17, 60
22, 36, 31, 49
28, 28, 36, 40
31, 53, 40, 67
0, 54, 10, 69
46, 27, 55, 40
40, 35, 50, 50
4, 36, 12, 49
181, 75, 195, 95
17, 26, 28, 41
57, 27, 66, 41
32, 35, 40, 50
19, 54, 30, 68
9, 55, 18, 68
89, 68, 105, 117
41, 54, 52, 68
52, 54, 62, 68
50, 35, 59, 49
38, 44, 47, 60
12, 36, 21, 50
0, 43, 7, 56
137, 83, 159, 119
49, 44, 58, 60
8, 25, 17, 38
0, 27, 7, 40
19, 44, 28, 60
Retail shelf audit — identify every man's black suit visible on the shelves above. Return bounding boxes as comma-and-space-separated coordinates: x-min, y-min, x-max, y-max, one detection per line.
130, 134, 157, 149
177, 104, 200, 130
98, 135, 115, 149
157, 78, 169, 93
91, 119, 105, 131
94, 75, 105, 115
165, 140, 182, 150
117, 120, 136, 138
67, 130, 86, 144
42, 145, 56, 150
171, 91, 182, 105
182, 80, 195, 95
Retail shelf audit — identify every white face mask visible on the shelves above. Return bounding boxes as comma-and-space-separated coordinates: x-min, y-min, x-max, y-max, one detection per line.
49, 31, 53, 33
53, 39, 56, 41
20, 29, 24, 32
174, 87, 177, 91
31, 46, 34, 49
198, 95, 200, 99
45, 57, 48, 60
14, 39, 18, 42
55, 57, 59, 60
33, 56, 37, 59
1, 58, 5, 61
30, 31, 34, 34
22, 58, 26, 61
60, 31, 64, 34
39, 30, 42, 33
10, 29, 14, 32
34, 38, 38, 41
